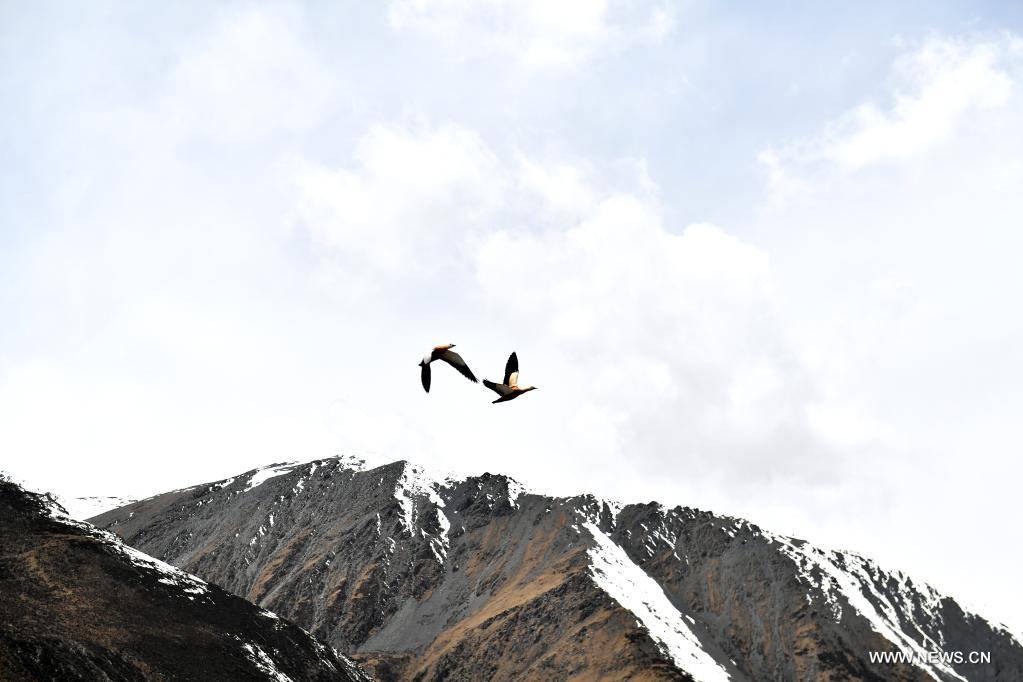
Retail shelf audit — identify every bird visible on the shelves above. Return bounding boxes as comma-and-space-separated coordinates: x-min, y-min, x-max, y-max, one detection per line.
420, 344, 478, 392
483, 351, 538, 404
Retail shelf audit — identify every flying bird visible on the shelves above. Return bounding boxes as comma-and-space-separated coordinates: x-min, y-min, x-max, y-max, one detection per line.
483, 351, 538, 404
420, 344, 478, 392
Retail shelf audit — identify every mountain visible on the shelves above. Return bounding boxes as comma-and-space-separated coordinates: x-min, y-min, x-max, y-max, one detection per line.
0, 477, 368, 682
91, 456, 1023, 681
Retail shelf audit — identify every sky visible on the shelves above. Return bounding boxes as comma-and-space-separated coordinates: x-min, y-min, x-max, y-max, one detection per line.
2, 1, 1023, 633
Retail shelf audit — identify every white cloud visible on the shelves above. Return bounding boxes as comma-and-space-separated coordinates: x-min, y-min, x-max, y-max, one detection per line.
285, 121, 871, 503
389, 0, 674, 69
761, 35, 1021, 205
161, 5, 337, 141
287, 125, 655, 299
474, 187, 835, 495
753, 32, 1023, 633
290, 124, 504, 282
514, 156, 598, 219
835, 38, 1013, 167
284, 121, 834, 502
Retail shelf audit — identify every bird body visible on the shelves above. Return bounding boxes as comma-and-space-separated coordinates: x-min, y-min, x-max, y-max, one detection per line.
483, 351, 538, 403
419, 344, 478, 392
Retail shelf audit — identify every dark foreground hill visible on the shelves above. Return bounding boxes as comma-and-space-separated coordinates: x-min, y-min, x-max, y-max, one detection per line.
0, 478, 368, 682
93, 456, 1023, 681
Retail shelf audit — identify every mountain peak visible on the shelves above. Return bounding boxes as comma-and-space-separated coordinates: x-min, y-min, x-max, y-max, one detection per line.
87, 459, 1023, 681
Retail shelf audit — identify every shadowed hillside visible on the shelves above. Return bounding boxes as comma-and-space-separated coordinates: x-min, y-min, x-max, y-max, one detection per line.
0, 478, 369, 682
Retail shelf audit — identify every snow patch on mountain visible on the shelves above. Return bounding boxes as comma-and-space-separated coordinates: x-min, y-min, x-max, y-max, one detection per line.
394, 462, 450, 563
583, 521, 731, 682
768, 532, 966, 682
332, 453, 370, 472
601, 497, 624, 520
241, 454, 370, 495
241, 641, 294, 682
119, 544, 212, 599
506, 477, 527, 507
245, 463, 303, 492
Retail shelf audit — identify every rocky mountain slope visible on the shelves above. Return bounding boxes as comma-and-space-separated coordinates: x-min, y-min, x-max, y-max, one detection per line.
92, 456, 1023, 681
0, 478, 368, 682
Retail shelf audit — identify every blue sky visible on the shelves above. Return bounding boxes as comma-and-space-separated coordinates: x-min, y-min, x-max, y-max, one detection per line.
3, 1, 1023, 632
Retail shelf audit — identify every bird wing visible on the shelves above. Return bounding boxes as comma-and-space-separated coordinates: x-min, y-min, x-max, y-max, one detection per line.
483, 379, 512, 396
503, 352, 519, 387
421, 363, 431, 392
440, 349, 478, 383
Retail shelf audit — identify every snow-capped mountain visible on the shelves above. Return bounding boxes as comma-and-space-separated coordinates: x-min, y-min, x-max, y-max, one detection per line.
91, 456, 1023, 681
0, 477, 368, 681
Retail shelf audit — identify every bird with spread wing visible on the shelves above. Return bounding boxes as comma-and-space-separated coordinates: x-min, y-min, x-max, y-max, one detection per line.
419, 344, 478, 392
483, 351, 538, 404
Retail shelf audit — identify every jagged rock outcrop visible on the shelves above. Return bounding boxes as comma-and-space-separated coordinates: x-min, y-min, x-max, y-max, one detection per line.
0, 478, 368, 682
92, 456, 1023, 681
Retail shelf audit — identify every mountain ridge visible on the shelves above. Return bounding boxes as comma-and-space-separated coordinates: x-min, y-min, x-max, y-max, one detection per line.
91, 455, 1023, 681
0, 476, 369, 681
